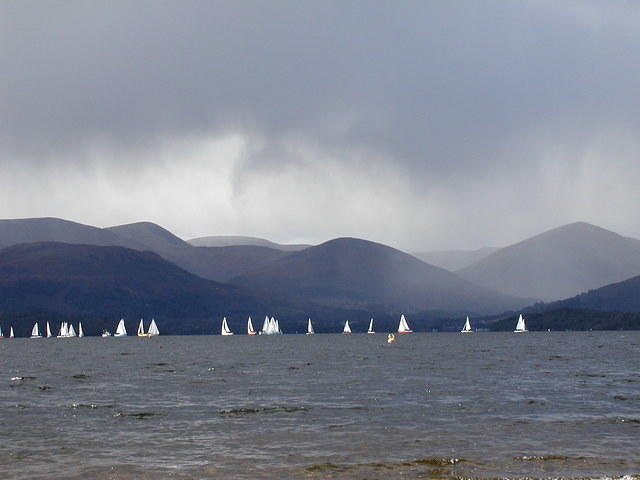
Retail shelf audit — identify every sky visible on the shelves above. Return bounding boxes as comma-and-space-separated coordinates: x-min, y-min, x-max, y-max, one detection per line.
2, 1, 640, 251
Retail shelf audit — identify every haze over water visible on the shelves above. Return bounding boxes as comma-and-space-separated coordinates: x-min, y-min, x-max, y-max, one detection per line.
1, 332, 639, 479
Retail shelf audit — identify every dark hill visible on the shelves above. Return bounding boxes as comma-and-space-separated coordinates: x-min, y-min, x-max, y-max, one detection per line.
231, 237, 528, 315
544, 274, 640, 313
0, 242, 290, 334
459, 222, 640, 301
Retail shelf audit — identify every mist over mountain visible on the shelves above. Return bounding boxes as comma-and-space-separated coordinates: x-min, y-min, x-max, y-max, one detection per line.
231, 237, 527, 315
458, 222, 640, 301
188, 235, 310, 252
412, 247, 500, 271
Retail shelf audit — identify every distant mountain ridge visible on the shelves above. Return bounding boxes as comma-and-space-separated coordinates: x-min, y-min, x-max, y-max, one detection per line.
188, 235, 310, 251
231, 237, 528, 315
412, 247, 500, 271
0, 218, 289, 283
458, 222, 640, 301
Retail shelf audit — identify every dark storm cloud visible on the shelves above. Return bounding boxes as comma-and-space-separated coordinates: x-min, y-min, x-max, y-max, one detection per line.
1, 1, 640, 249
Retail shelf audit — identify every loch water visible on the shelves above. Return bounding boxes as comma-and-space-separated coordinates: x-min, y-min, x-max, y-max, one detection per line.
0, 332, 639, 479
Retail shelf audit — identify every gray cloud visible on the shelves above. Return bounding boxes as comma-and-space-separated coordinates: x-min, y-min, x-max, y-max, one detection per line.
2, 1, 640, 250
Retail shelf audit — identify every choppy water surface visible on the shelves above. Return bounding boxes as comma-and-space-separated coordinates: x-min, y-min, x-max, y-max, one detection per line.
1, 332, 639, 479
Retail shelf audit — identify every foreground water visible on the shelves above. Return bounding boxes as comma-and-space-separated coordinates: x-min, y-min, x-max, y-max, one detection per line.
0, 332, 638, 479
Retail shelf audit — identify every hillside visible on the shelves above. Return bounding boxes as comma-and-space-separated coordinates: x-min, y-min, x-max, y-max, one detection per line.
458, 222, 640, 301
492, 308, 640, 331
542, 274, 640, 313
0, 242, 289, 334
0, 218, 290, 283
0, 217, 144, 250
188, 235, 310, 251
231, 237, 528, 315
412, 247, 499, 271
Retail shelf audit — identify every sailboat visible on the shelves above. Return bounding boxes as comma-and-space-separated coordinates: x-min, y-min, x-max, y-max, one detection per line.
261, 316, 283, 335
148, 319, 159, 337
58, 322, 76, 338
102, 329, 112, 337
514, 314, 528, 333
10, 327, 14, 338
30, 322, 42, 338
0, 326, 3, 339
137, 319, 150, 337
114, 318, 127, 337
342, 320, 352, 334
221, 317, 234, 336
46, 322, 52, 338
78, 322, 84, 338
397, 314, 413, 333
367, 318, 375, 334
247, 316, 257, 335
461, 316, 473, 333
306, 318, 315, 335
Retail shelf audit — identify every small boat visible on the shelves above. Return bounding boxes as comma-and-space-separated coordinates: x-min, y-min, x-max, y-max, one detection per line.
114, 318, 127, 337
0, 326, 3, 339
9, 327, 14, 338
101, 329, 112, 337
78, 322, 84, 338
367, 318, 375, 334
137, 319, 150, 337
148, 319, 160, 337
461, 316, 473, 333
306, 318, 315, 335
30, 322, 42, 339
342, 320, 352, 334
387, 333, 395, 343
46, 321, 52, 338
68, 323, 77, 337
221, 317, 234, 336
514, 314, 528, 333
247, 316, 257, 335
397, 314, 413, 334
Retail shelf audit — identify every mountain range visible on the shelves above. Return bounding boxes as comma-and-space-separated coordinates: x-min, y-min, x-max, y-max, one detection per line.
2, 217, 640, 332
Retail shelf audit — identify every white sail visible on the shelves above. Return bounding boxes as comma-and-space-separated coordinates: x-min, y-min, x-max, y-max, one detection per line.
137, 319, 145, 336
10, 327, 14, 338
58, 322, 67, 337
31, 322, 41, 338
397, 314, 413, 333
461, 316, 472, 333
46, 321, 52, 338
78, 322, 84, 337
247, 317, 256, 335
261, 315, 270, 334
307, 318, 314, 335
221, 317, 234, 336
115, 318, 127, 336
68, 324, 77, 337
148, 319, 159, 336
514, 314, 527, 333
0, 326, 3, 337
367, 318, 375, 334
343, 320, 351, 334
